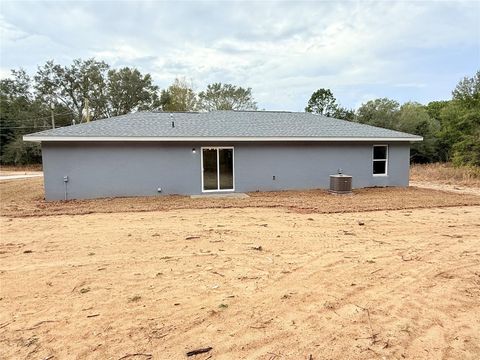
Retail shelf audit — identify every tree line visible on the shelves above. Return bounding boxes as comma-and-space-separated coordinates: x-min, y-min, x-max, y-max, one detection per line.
0, 58, 478, 166
0, 59, 257, 164
304, 72, 479, 166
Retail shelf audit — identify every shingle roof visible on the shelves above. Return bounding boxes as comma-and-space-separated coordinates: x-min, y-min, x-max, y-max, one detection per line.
24, 110, 422, 141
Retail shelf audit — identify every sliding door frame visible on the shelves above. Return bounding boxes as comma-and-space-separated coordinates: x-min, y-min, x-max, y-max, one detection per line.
200, 146, 235, 193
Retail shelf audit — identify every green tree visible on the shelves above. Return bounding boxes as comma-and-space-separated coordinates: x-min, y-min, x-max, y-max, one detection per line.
34, 58, 110, 122
437, 71, 480, 165
0, 70, 33, 140
356, 98, 400, 129
198, 83, 257, 111
425, 100, 449, 121
1, 136, 41, 165
356, 99, 441, 163
452, 70, 480, 104
397, 102, 440, 163
305, 88, 339, 116
106, 67, 160, 117
1, 59, 166, 164
34, 59, 162, 121
451, 131, 480, 166
160, 78, 197, 111
0, 70, 45, 163
333, 106, 355, 121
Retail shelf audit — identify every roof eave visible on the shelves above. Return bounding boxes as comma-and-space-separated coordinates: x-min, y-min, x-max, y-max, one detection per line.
23, 135, 424, 143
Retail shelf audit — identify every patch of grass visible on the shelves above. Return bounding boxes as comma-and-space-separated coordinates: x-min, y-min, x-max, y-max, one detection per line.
411, 163, 480, 187
218, 303, 228, 309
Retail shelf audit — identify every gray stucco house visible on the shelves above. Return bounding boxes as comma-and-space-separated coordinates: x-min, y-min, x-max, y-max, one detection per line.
24, 110, 422, 200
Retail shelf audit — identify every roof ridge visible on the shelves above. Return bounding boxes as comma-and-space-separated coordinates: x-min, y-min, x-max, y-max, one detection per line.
214, 110, 294, 113
150, 111, 200, 114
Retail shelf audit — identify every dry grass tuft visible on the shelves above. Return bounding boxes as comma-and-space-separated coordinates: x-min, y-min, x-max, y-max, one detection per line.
410, 163, 480, 188
0, 164, 42, 172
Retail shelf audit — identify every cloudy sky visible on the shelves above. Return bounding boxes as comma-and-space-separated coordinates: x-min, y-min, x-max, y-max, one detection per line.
1, 0, 479, 111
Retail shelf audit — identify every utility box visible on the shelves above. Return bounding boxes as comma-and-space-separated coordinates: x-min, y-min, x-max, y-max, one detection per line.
329, 174, 352, 194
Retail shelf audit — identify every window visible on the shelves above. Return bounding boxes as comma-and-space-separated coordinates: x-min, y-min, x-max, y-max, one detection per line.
372, 145, 388, 175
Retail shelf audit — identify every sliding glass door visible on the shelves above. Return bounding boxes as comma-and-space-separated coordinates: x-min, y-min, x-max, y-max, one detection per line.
202, 147, 234, 192
202, 149, 218, 190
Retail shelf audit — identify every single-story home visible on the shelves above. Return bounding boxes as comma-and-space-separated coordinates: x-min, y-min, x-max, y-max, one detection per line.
24, 110, 422, 200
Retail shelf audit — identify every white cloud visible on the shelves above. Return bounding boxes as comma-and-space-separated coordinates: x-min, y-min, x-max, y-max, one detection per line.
1, 0, 479, 109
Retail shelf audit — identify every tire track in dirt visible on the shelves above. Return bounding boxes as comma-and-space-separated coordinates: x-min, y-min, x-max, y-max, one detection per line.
1, 206, 479, 359
154, 207, 480, 359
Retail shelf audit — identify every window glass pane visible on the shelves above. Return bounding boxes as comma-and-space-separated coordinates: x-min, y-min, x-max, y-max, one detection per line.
219, 148, 234, 190
203, 149, 218, 190
373, 160, 386, 174
373, 146, 387, 159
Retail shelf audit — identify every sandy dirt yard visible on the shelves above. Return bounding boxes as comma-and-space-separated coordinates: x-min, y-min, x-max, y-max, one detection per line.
2, 178, 480, 218
1, 204, 479, 359
410, 181, 480, 197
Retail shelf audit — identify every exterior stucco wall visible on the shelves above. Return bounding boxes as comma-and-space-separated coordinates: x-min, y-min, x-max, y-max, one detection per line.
41, 141, 411, 200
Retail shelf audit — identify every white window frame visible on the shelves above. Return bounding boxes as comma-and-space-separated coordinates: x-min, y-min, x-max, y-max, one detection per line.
372, 145, 388, 176
200, 146, 235, 192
